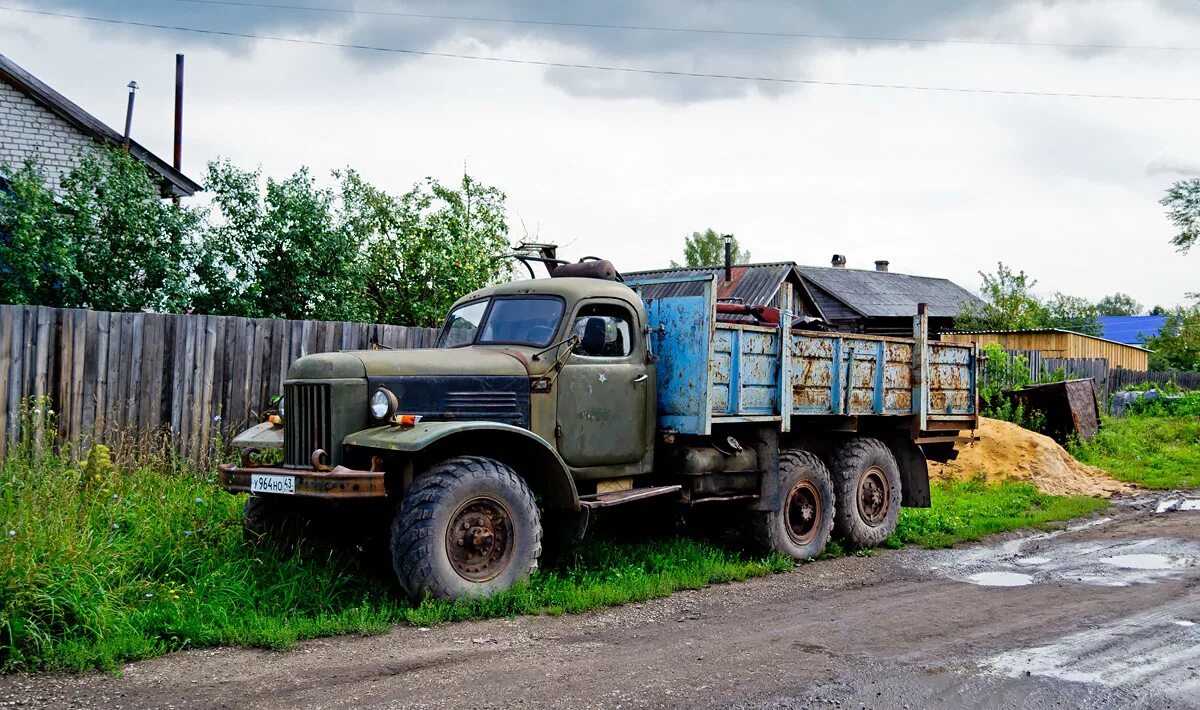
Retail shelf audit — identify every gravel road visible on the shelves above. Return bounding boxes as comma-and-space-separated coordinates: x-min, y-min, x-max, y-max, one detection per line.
4, 494, 1198, 709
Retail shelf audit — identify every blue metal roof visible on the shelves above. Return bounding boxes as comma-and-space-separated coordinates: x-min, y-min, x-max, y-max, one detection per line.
1097, 315, 1166, 345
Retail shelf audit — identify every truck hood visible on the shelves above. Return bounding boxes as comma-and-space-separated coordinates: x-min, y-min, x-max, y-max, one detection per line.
287, 347, 534, 380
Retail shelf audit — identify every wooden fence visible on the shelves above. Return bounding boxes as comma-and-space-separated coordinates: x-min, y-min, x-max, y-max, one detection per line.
986, 348, 1200, 410
1109, 368, 1200, 392
0, 305, 438, 462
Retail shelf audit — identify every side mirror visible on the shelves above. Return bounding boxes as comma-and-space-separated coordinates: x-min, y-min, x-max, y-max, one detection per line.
581, 317, 606, 355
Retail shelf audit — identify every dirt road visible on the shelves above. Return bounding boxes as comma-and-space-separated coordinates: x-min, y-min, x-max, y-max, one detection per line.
4, 495, 1199, 709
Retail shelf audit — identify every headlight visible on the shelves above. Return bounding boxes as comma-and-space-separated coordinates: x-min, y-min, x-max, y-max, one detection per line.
276, 395, 285, 420
371, 388, 397, 420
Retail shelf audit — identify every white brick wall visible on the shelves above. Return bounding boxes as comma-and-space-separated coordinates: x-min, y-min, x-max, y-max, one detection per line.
0, 77, 98, 193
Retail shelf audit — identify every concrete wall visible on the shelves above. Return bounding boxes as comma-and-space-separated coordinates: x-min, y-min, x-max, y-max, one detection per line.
0, 76, 96, 193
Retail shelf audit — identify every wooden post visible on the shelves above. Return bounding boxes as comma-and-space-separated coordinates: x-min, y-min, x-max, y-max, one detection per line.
912, 302, 929, 433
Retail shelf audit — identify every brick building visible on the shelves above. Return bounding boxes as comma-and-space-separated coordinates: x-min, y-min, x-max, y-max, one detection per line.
0, 51, 198, 197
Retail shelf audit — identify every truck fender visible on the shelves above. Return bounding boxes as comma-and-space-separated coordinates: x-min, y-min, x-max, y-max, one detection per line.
343, 421, 579, 510
882, 436, 932, 508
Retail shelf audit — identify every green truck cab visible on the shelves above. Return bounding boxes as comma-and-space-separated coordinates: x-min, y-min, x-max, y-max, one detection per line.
219, 258, 977, 601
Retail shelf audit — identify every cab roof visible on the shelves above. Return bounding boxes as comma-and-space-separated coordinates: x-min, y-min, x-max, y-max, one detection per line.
452, 277, 643, 310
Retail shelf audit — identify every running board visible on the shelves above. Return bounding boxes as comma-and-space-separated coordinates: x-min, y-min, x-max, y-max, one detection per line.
579, 485, 682, 509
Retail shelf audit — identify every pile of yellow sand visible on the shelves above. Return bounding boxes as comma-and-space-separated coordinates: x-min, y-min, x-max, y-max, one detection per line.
929, 417, 1133, 498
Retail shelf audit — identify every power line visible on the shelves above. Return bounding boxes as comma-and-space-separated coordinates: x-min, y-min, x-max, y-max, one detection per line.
171, 0, 1200, 53
3, 5, 1199, 102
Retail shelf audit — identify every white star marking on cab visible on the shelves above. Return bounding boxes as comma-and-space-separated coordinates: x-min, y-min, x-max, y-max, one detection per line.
598, 373, 607, 383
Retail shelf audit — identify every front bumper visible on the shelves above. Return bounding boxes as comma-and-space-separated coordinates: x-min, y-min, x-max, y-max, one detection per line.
218, 462, 387, 499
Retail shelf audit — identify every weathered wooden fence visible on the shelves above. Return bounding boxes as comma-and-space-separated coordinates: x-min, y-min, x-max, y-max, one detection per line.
1109, 368, 1200, 392
987, 348, 1200, 410
0, 305, 438, 462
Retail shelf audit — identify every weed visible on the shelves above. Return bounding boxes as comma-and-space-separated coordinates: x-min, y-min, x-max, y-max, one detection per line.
1071, 415, 1200, 489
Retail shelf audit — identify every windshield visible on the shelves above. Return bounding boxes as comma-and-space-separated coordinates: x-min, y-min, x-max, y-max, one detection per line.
437, 297, 564, 348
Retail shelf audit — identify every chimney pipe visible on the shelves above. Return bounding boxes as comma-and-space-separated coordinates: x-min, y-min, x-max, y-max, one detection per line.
723, 233, 733, 282
875, 260, 889, 272
831, 254, 846, 269
122, 80, 139, 149
173, 54, 184, 170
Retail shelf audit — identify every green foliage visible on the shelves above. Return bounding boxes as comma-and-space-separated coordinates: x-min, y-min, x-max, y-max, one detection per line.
956, 262, 1048, 331
1123, 390, 1200, 417
0, 160, 75, 306
977, 343, 1046, 430
889, 480, 1108, 549
1096, 292, 1143, 316
956, 262, 1103, 336
1161, 178, 1200, 253
59, 148, 200, 313
1144, 304, 1200, 371
1043, 292, 1102, 336
671, 228, 750, 268
1071, 415, 1200, 489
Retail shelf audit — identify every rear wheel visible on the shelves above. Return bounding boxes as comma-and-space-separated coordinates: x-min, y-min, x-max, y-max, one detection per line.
749, 450, 835, 560
391, 456, 542, 601
829, 437, 902, 548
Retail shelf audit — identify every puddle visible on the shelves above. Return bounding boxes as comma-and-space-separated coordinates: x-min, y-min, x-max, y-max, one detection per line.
1174, 620, 1196, 627
1101, 554, 1183, 570
1013, 556, 1050, 566
1156, 497, 1200, 513
968, 571, 1033, 587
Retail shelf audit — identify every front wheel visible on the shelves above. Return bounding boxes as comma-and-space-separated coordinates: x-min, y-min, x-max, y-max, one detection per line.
391, 456, 542, 601
749, 450, 835, 560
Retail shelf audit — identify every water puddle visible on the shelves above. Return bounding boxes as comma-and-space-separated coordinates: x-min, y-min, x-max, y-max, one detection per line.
1156, 497, 1200, 513
968, 571, 1033, 587
1013, 556, 1050, 566
1101, 553, 1182, 570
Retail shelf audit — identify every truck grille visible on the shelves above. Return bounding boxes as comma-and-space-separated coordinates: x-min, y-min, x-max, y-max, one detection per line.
445, 391, 522, 420
285, 383, 331, 467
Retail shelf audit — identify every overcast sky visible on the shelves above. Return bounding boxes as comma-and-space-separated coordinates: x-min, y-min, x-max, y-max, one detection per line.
2, 0, 1198, 308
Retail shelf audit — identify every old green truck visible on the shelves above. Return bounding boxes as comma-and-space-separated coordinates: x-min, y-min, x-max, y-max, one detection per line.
219, 256, 977, 601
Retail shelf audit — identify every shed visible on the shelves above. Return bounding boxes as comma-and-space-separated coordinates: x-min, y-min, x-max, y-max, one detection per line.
941, 328, 1150, 371
0, 51, 199, 198
794, 258, 980, 337
623, 262, 825, 322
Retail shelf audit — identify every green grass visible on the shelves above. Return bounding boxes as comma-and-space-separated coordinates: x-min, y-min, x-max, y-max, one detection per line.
1070, 415, 1200, 489
888, 478, 1110, 549
0, 439, 1112, 674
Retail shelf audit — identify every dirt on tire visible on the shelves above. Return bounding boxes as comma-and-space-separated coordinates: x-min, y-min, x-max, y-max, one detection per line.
827, 436, 902, 547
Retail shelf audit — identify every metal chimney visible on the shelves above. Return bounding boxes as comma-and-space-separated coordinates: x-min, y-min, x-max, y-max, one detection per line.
723, 234, 733, 282
122, 80, 139, 149
831, 254, 847, 269
173, 54, 184, 170
875, 260, 889, 272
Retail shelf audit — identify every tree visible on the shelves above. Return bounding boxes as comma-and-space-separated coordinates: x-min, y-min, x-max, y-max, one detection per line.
0, 159, 74, 306
1044, 292, 1102, 336
1161, 178, 1200, 253
350, 171, 512, 327
1144, 304, 1200, 371
1096, 292, 1143, 316
59, 148, 199, 313
1150, 304, 1169, 316
955, 263, 1048, 331
671, 229, 750, 268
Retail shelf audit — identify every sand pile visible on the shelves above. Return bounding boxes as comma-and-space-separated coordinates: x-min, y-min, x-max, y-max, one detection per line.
928, 417, 1134, 498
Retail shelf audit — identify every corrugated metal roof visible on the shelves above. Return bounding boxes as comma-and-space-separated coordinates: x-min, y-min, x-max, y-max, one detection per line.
1097, 315, 1165, 345
949, 328, 1152, 352
624, 262, 798, 306
794, 266, 980, 318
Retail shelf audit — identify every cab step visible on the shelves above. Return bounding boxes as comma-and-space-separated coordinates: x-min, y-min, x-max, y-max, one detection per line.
578, 484, 682, 509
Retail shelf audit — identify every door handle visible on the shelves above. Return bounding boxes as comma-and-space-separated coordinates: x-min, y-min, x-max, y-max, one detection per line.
633, 374, 648, 383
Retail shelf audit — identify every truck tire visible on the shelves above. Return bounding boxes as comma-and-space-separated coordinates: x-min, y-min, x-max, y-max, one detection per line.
750, 450, 835, 560
391, 456, 542, 601
828, 437, 902, 548
243, 494, 307, 545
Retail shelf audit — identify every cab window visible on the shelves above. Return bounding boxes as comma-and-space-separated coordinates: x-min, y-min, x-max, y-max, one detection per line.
571, 304, 634, 358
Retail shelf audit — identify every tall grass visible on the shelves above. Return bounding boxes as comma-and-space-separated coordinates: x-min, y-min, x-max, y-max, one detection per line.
1071, 415, 1200, 489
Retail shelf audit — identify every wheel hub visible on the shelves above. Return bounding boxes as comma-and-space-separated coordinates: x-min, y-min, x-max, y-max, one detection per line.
784, 480, 822, 546
857, 466, 891, 526
446, 497, 514, 582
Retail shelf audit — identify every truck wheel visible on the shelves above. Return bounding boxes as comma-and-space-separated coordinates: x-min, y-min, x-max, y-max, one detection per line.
829, 437, 902, 547
243, 494, 306, 545
750, 450, 835, 560
391, 456, 542, 601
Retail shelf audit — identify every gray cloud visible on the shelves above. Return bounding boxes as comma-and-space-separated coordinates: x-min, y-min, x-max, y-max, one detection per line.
1146, 156, 1200, 177
30, 0, 1197, 101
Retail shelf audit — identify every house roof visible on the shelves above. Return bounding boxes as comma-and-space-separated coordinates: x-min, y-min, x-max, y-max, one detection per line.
0, 52, 200, 197
949, 328, 1152, 352
1096, 315, 1166, 345
794, 265, 981, 319
624, 262, 803, 305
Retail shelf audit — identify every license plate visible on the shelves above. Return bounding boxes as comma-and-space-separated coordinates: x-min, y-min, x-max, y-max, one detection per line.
250, 473, 296, 495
